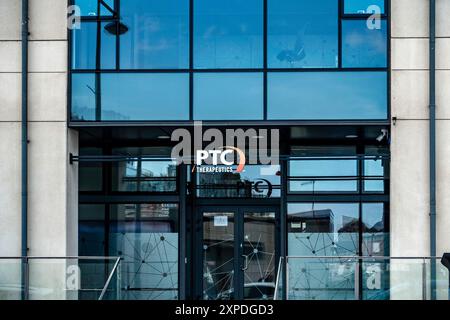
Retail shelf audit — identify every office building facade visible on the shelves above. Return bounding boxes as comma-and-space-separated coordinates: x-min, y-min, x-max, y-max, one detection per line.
0, 0, 449, 300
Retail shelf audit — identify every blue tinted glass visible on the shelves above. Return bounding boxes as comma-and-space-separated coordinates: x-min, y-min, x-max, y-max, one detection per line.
71, 73, 96, 120
72, 22, 116, 69
101, 73, 189, 120
120, 0, 189, 69
342, 20, 387, 68
71, 73, 189, 121
289, 159, 358, 192
268, 72, 387, 120
268, 0, 338, 68
75, 0, 114, 16
344, 0, 385, 14
194, 0, 263, 68
194, 73, 263, 120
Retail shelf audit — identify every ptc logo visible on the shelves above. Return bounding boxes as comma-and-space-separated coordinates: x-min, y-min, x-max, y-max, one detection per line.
195, 146, 246, 173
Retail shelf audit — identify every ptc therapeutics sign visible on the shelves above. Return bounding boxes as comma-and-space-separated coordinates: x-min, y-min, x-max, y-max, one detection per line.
171, 122, 279, 174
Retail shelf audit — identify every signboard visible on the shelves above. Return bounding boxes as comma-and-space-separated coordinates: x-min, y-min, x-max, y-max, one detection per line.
214, 216, 228, 227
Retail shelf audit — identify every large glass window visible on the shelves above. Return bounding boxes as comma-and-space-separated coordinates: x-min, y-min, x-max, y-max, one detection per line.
267, 0, 338, 68
120, 0, 189, 69
72, 22, 116, 69
194, 0, 263, 69
289, 159, 358, 192
267, 71, 387, 120
111, 147, 177, 192
288, 202, 360, 256
71, 73, 189, 121
79, 203, 180, 300
194, 73, 263, 120
71, 0, 389, 122
342, 20, 387, 68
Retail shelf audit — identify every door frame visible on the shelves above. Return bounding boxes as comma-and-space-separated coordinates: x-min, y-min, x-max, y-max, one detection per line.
193, 205, 281, 300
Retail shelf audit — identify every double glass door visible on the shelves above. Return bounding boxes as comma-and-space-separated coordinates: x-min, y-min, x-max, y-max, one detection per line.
199, 207, 279, 300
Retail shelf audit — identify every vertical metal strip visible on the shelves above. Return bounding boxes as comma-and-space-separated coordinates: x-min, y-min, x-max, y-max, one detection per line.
429, 0, 437, 301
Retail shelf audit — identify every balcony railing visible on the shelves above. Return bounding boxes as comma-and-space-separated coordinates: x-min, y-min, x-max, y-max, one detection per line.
0, 257, 121, 300
274, 256, 450, 300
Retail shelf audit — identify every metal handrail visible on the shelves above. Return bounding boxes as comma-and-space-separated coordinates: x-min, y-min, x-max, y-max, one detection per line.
0, 256, 120, 260
273, 257, 284, 300
285, 256, 443, 259
98, 257, 122, 301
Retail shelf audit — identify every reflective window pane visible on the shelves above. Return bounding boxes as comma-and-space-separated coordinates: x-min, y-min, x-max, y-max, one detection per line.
197, 165, 281, 198
75, 0, 115, 16
71, 73, 96, 120
362, 203, 387, 256
111, 147, 177, 192
194, 0, 263, 68
344, 0, 385, 14
120, 0, 189, 69
288, 203, 359, 256
71, 73, 190, 121
109, 203, 179, 300
268, 72, 387, 120
268, 0, 338, 68
72, 22, 116, 69
194, 73, 263, 120
289, 159, 358, 192
287, 203, 359, 300
364, 146, 388, 192
342, 20, 387, 68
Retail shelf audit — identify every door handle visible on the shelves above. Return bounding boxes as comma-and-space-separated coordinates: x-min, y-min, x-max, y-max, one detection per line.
241, 254, 249, 271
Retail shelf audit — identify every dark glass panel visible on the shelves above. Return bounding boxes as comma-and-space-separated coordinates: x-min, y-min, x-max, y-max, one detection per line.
267, 72, 387, 120
268, 0, 338, 68
111, 147, 177, 192
79, 147, 103, 191
344, 0, 385, 14
203, 211, 235, 300
120, 0, 189, 69
342, 20, 387, 68
197, 165, 280, 198
194, 72, 263, 120
194, 0, 263, 68
79, 204, 106, 256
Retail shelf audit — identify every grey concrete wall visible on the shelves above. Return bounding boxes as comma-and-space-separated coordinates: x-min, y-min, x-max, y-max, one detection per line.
0, 0, 77, 261
391, 0, 450, 258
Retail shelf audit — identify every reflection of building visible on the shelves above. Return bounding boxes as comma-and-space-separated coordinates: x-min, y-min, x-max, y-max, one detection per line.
288, 209, 334, 233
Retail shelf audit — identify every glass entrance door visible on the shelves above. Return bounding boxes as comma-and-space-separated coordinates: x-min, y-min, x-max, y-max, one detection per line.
200, 207, 278, 300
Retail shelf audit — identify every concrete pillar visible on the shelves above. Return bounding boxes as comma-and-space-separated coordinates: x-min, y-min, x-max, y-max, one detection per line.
0, 0, 78, 299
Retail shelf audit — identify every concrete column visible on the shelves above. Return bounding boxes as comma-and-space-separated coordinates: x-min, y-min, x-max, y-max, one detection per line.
0, 0, 78, 299
390, 0, 430, 300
